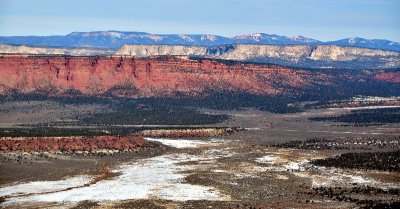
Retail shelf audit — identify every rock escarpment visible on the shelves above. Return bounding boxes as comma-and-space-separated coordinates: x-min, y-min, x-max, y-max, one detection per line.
2, 43, 399, 69
0, 44, 112, 56
116, 44, 207, 57
117, 44, 400, 69
0, 55, 333, 97
0, 55, 398, 98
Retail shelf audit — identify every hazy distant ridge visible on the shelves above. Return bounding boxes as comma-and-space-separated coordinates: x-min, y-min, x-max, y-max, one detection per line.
0, 31, 399, 51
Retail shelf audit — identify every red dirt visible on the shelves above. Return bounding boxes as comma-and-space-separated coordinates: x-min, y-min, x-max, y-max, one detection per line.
0, 135, 146, 152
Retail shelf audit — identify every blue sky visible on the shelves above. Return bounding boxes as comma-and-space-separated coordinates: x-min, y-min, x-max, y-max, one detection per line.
0, 0, 399, 41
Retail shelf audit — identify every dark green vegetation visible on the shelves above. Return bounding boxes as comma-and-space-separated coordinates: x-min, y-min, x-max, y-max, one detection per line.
312, 186, 400, 209
0, 127, 123, 137
299, 68, 400, 102
312, 151, 400, 172
249, 56, 400, 70
0, 126, 237, 138
169, 91, 301, 113
79, 99, 228, 126
0, 93, 229, 126
272, 137, 400, 150
310, 107, 400, 124
192, 56, 400, 70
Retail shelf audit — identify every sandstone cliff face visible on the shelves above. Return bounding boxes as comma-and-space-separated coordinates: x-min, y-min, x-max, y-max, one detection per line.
0, 44, 112, 56
212, 44, 400, 68
115, 44, 400, 61
115, 45, 207, 57
115, 44, 400, 69
0, 55, 333, 96
213, 45, 312, 61
1, 43, 399, 69
308, 45, 399, 61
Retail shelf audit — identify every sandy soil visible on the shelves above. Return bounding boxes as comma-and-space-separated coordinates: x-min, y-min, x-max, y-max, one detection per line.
0, 107, 399, 208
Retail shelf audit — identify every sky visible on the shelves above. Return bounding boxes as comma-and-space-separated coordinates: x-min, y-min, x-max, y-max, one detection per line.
0, 0, 399, 42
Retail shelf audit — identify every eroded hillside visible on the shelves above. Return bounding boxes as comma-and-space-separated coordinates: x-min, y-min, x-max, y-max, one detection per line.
0, 55, 399, 98
0, 55, 331, 96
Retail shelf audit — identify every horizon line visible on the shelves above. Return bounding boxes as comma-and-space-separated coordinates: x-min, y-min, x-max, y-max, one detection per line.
0, 30, 398, 42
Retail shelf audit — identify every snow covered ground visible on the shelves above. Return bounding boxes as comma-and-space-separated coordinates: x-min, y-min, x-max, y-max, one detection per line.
144, 137, 213, 148
338, 105, 400, 110
0, 176, 92, 197
0, 138, 230, 204
255, 152, 395, 188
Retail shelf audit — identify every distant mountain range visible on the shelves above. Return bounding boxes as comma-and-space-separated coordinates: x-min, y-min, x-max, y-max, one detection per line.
1, 31, 399, 51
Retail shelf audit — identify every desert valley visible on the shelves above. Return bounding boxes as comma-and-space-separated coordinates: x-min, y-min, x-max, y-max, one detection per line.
0, 30, 399, 208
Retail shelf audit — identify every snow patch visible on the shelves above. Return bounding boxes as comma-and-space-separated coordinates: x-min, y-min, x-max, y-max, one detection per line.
275, 174, 289, 180
145, 138, 212, 148
203, 148, 234, 158
282, 160, 309, 171
255, 155, 280, 164
255, 152, 392, 188
1, 152, 229, 204
340, 105, 400, 110
0, 176, 92, 197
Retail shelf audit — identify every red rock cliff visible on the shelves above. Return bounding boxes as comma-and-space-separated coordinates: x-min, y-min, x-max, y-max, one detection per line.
0, 55, 333, 97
